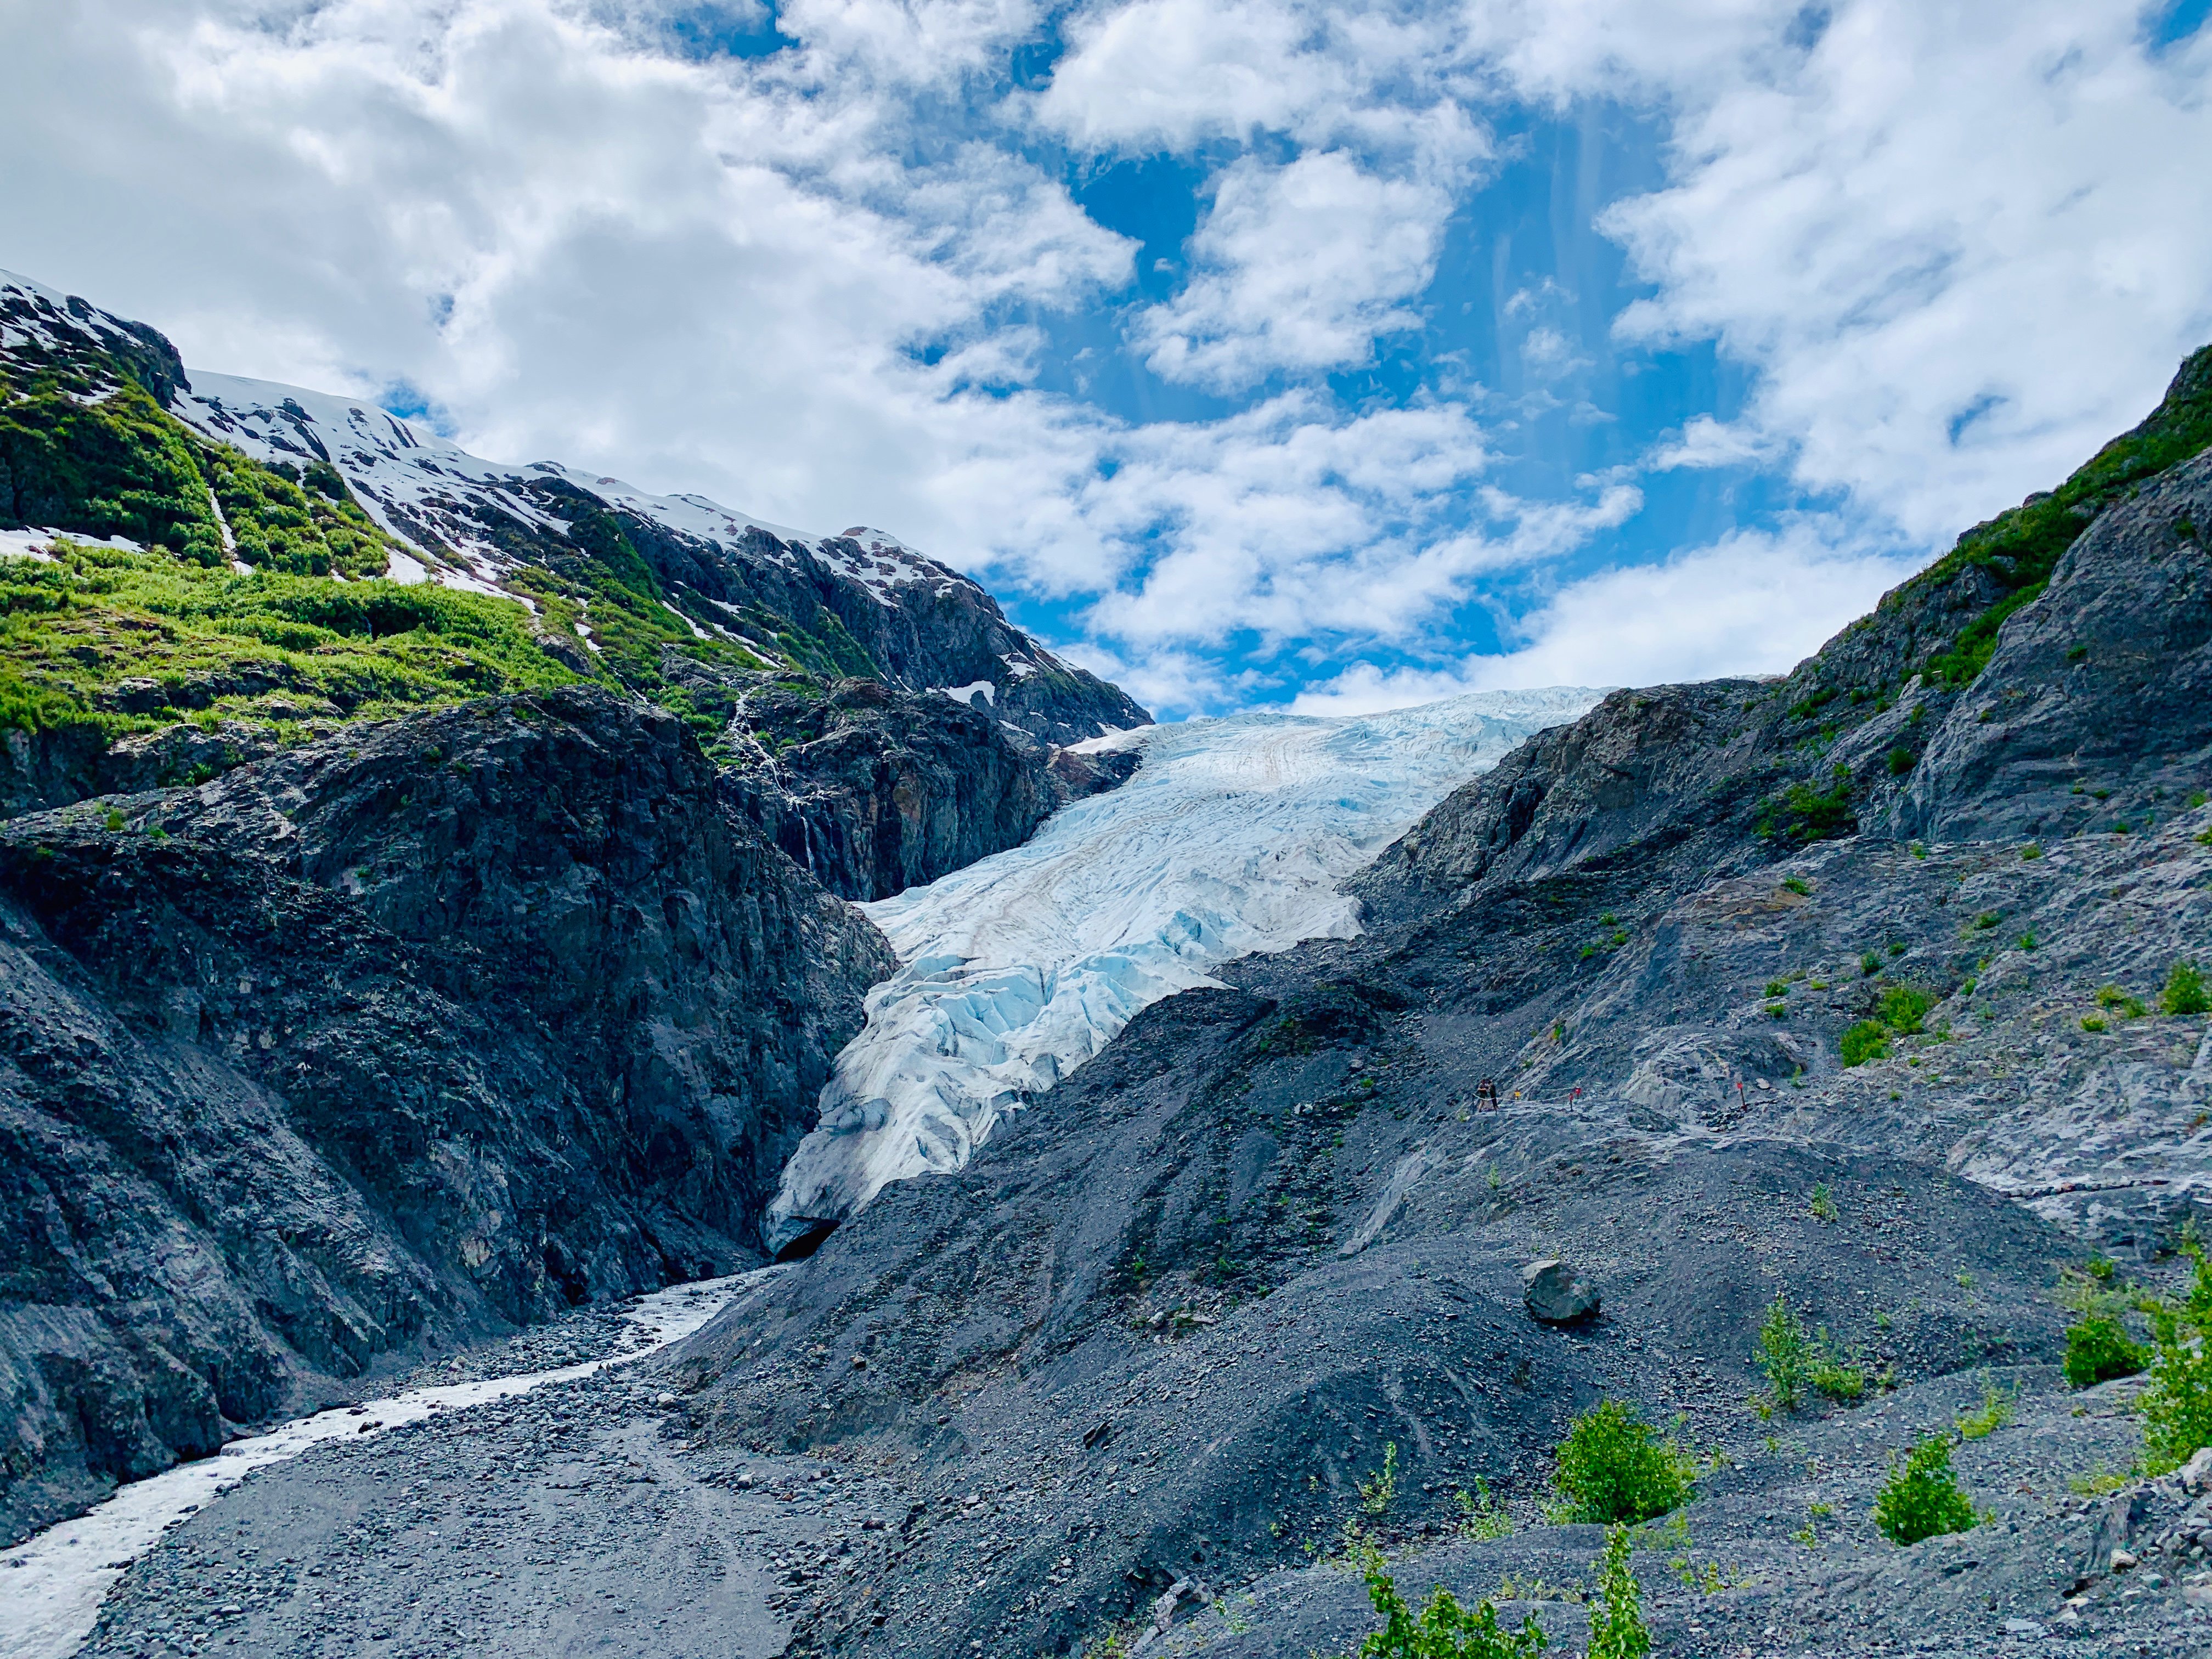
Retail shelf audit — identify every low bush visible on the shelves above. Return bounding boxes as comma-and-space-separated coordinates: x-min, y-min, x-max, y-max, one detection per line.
1349, 1561, 1548, 1659
1872, 1436, 1979, 1545
2064, 1316, 2149, 1387
1956, 1377, 2013, 1440
1553, 1400, 1695, 1525
1876, 984, 1933, 1034
1756, 1296, 1864, 1409
2163, 961, 2209, 1017
1839, 1020, 1891, 1067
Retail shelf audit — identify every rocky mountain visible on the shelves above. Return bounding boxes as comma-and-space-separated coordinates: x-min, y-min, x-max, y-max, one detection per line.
0, 268, 1150, 901
647, 349, 2212, 1658
0, 269, 1153, 1544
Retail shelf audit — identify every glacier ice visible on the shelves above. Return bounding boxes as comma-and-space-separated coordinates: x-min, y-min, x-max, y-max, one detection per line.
765, 687, 1604, 1249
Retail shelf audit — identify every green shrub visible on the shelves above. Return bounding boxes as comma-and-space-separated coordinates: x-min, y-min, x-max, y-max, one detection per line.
1860, 951, 1881, 977
1839, 1020, 1891, 1067
2142, 1244, 2212, 1472
1956, 1377, 2013, 1440
1454, 1477, 1514, 1541
1350, 1560, 1548, 1659
2021, 842, 2042, 859
2163, 961, 2209, 1017
2095, 984, 2147, 1017
1885, 746, 1915, 776
2080, 1016, 2107, 1034
1586, 1526, 1650, 1659
1756, 1296, 1863, 1408
1552, 1400, 1695, 1525
1781, 876, 1812, 896
1876, 984, 1933, 1034
1760, 765, 1856, 843
2064, 1316, 2149, 1387
1872, 1436, 1979, 1545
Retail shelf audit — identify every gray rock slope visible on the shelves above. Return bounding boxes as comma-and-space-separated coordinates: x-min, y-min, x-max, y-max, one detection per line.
660, 357, 2212, 1657
0, 687, 890, 1542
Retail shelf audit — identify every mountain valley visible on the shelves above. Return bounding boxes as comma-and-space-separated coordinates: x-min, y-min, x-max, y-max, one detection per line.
4, 273, 2212, 1659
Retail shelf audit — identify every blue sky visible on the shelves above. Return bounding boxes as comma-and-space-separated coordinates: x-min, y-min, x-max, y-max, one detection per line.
4, 1, 2211, 715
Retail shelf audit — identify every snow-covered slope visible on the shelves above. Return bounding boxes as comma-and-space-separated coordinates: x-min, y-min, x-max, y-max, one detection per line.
765, 686, 1604, 1248
174, 370, 965, 604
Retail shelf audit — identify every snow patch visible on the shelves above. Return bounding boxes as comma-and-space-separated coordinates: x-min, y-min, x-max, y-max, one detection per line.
766, 687, 1603, 1247
939, 680, 995, 707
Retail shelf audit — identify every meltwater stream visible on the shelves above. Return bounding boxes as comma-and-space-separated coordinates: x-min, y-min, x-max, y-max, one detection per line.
766, 686, 1601, 1249
0, 1270, 780, 1659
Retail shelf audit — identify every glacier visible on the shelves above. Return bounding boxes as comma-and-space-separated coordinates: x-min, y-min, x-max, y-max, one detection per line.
765, 686, 1604, 1250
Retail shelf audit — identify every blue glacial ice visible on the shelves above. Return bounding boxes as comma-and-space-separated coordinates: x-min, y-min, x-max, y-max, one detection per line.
764, 687, 1602, 1249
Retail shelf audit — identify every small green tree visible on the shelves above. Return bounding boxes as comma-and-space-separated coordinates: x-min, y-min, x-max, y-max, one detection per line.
2142, 1243, 2212, 1472
1586, 1525, 1651, 1659
2064, 1315, 2149, 1387
1351, 1561, 1548, 1658
1756, 1297, 1812, 1410
1553, 1401, 1695, 1524
1872, 1435, 1979, 1545
2163, 961, 2210, 1017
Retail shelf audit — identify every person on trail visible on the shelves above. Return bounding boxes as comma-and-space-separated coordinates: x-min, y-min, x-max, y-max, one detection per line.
1476, 1077, 1497, 1109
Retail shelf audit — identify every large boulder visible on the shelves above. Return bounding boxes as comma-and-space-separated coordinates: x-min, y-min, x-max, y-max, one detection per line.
1522, 1260, 1601, 1325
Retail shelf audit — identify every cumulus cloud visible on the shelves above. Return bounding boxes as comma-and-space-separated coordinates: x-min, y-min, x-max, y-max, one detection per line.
1133, 150, 1461, 390
1289, 522, 1918, 714
3, 0, 2208, 719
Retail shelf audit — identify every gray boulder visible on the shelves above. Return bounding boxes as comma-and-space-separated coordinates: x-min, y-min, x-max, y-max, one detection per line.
1522, 1260, 1601, 1325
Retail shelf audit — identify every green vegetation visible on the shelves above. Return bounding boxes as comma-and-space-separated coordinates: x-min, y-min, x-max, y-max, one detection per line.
2064, 1316, 2149, 1388
1911, 344, 2212, 688
1780, 876, 1813, 896
1, 368, 396, 578
1809, 1183, 1838, 1224
1552, 1401, 1695, 1525
1759, 764, 1856, 843
1872, 1436, 1980, 1546
1347, 1560, 1549, 1659
0, 540, 577, 739
1884, 745, 1915, 776
1455, 1478, 1514, 1542
1754, 1296, 1865, 1410
1359, 1442, 1401, 1517
1956, 1377, 2014, 1440
2163, 961, 2209, 1017
2142, 1243, 2212, 1472
1839, 1020, 1891, 1067
1586, 1527, 1651, 1659
2095, 984, 2147, 1019
2022, 842, 2042, 859
1876, 984, 1933, 1034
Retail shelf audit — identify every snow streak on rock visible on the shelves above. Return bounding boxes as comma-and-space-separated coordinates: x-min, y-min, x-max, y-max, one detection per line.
765, 688, 1604, 1249
171, 371, 960, 605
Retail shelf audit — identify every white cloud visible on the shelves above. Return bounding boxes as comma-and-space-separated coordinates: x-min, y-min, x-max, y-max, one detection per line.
1576, 0, 2212, 540
1133, 150, 1460, 390
1648, 414, 1775, 470
6, 0, 2210, 722
1289, 522, 1917, 714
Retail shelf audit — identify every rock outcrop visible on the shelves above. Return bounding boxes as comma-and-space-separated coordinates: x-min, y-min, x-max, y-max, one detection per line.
0, 687, 890, 1541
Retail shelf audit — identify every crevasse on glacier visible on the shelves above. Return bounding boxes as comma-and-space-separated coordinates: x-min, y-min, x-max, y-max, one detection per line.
764, 687, 1602, 1251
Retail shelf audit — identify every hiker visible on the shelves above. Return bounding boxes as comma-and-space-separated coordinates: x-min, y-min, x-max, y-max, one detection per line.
1475, 1077, 1497, 1109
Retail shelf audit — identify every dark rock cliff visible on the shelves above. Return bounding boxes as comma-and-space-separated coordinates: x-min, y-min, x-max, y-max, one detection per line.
0, 687, 890, 1541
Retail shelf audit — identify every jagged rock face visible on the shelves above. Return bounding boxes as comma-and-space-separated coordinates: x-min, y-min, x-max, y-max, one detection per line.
0, 687, 890, 1541
1901, 449, 2212, 842
719, 680, 1057, 904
